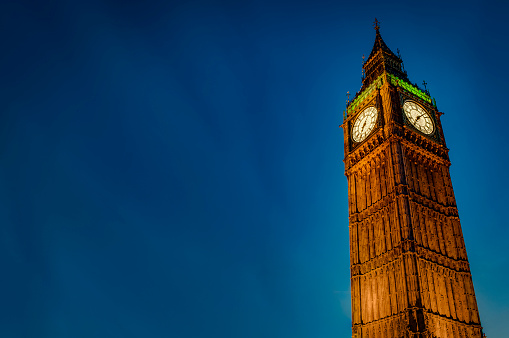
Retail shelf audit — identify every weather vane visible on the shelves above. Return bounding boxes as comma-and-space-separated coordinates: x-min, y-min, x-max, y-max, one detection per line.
374, 18, 380, 31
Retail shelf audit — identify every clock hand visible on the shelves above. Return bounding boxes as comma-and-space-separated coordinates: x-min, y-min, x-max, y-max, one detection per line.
362, 117, 369, 131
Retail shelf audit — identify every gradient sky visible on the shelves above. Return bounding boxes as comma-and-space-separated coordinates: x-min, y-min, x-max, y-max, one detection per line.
1, 0, 508, 337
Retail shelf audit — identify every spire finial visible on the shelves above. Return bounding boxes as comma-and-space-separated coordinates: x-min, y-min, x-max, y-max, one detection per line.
422, 80, 427, 91
374, 18, 380, 31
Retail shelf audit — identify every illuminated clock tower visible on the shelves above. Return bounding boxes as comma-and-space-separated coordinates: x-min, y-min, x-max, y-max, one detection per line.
341, 20, 484, 338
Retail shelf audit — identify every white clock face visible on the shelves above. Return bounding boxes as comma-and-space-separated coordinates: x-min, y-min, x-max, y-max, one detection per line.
403, 101, 434, 135
352, 106, 378, 143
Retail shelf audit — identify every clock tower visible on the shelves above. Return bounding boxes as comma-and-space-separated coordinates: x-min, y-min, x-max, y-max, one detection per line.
341, 21, 484, 338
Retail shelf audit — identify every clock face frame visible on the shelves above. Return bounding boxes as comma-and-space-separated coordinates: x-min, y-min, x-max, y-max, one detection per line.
403, 101, 434, 135
351, 106, 378, 143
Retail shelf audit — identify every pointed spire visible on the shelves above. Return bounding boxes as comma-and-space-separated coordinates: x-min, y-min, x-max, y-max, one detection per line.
360, 20, 407, 89
365, 19, 398, 63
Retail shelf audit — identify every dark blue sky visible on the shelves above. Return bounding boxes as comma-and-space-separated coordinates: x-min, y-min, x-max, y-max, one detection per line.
1, 0, 508, 337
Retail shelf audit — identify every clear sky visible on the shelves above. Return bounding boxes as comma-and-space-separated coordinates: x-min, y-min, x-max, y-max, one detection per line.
1, 0, 508, 337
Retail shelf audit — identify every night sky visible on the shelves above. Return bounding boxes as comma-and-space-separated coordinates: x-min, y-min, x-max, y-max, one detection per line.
1, 0, 508, 337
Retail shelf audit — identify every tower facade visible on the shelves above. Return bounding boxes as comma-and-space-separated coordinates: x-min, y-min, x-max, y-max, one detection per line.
341, 22, 483, 338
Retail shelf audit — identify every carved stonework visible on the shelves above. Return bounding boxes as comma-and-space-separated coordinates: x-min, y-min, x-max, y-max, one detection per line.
341, 24, 483, 338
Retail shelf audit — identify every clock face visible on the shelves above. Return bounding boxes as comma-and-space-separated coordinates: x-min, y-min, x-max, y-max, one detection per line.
403, 101, 434, 135
352, 106, 378, 143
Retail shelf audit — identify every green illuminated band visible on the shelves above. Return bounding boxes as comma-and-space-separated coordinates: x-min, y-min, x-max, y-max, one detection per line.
388, 74, 431, 103
347, 75, 384, 115
345, 74, 432, 121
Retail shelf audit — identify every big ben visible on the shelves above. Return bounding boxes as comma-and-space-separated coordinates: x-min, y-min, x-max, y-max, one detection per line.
341, 20, 484, 337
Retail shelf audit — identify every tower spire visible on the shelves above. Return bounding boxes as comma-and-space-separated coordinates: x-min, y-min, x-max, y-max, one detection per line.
361, 19, 406, 88
366, 20, 397, 62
